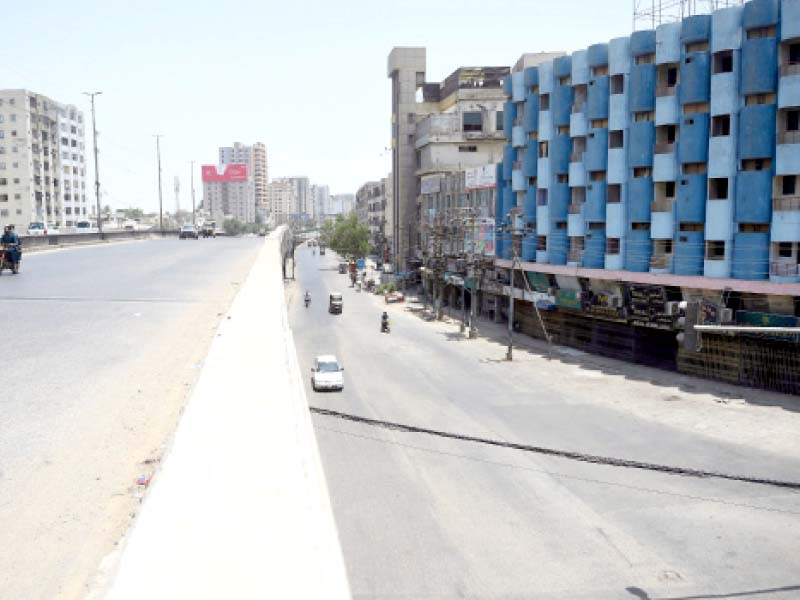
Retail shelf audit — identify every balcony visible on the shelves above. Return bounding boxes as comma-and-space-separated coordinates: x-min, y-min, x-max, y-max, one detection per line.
777, 129, 800, 145
654, 141, 675, 154
780, 63, 800, 77
512, 161, 522, 170
649, 254, 673, 269
570, 150, 585, 162
656, 84, 677, 98
571, 103, 586, 114
568, 202, 584, 214
567, 248, 583, 262
770, 262, 799, 277
773, 195, 800, 211
651, 198, 673, 212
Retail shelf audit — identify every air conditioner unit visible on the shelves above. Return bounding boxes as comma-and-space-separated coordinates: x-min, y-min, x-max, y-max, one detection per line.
665, 301, 681, 316
720, 308, 734, 323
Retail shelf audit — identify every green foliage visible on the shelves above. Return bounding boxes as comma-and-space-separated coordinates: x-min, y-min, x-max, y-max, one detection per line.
319, 220, 335, 247
328, 213, 369, 259
223, 219, 266, 236
123, 207, 145, 219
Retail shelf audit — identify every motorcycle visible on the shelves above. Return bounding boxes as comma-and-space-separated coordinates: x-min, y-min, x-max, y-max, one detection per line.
0, 243, 21, 275
304, 295, 311, 308
381, 318, 390, 333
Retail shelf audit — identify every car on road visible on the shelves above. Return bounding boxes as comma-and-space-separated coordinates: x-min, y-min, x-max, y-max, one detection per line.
385, 291, 405, 303
27, 221, 59, 235
310, 355, 344, 392
75, 220, 98, 233
329, 292, 343, 314
179, 225, 199, 239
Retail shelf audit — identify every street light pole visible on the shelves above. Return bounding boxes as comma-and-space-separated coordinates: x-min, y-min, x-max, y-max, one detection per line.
83, 91, 102, 235
154, 135, 163, 232
190, 160, 196, 226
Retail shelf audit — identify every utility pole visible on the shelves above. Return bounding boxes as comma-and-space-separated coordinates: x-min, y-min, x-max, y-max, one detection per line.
190, 160, 196, 225
154, 135, 164, 232
83, 91, 102, 235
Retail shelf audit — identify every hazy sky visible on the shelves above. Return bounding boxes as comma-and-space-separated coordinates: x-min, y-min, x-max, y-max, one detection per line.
3, 0, 635, 212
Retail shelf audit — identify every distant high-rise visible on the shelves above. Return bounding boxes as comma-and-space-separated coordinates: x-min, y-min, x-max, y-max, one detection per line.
217, 141, 268, 221
0, 89, 87, 229
201, 164, 254, 223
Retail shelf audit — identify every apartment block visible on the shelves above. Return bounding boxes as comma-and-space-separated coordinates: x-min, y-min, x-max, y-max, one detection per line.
201, 164, 254, 223
218, 141, 268, 220
266, 178, 297, 226
389, 48, 509, 269
0, 89, 87, 229
498, 0, 800, 284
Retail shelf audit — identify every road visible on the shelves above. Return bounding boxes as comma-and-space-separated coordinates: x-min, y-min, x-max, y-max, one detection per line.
289, 244, 800, 600
0, 237, 263, 600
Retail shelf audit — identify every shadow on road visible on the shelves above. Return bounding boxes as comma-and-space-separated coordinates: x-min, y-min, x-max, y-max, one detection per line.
625, 583, 800, 599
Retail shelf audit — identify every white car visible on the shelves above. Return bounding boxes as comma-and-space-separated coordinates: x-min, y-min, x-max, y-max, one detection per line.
27, 221, 59, 235
311, 355, 344, 392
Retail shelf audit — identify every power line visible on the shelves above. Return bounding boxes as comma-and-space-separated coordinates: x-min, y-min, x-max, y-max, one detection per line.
309, 406, 800, 491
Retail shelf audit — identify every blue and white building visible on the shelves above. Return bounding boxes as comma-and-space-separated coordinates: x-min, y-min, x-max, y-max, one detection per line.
498, 0, 800, 285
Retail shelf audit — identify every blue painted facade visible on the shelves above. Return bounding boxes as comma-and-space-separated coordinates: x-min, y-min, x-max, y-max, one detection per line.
498, 0, 800, 282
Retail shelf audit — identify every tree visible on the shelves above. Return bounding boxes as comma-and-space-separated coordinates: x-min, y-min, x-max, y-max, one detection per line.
319, 220, 335, 247
329, 213, 369, 259
223, 219, 246, 236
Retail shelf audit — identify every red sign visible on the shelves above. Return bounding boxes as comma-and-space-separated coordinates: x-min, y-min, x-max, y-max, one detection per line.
201, 164, 248, 182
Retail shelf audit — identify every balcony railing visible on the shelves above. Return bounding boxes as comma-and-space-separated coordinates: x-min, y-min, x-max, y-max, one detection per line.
513, 118, 523, 127
567, 249, 583, 262
770, 261, 799, 277
649, 254, 672, 269
570, 151, 584, 162
778, 129, 800, 144
651, 198, 674, 212
568, 202, 584, 214
656, 84, 677, 97
512, 161, 522, 170
773, 195, 800, 211
654, 141, 675, 154
571, 103, 585, 114
780, 62, 800, 77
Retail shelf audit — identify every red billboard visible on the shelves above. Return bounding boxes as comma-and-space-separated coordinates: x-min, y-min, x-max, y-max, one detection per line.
201, 164, 248, 182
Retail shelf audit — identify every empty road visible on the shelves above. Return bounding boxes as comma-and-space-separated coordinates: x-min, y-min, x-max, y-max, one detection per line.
290, 243, 800, 600
0, 237, 262, 599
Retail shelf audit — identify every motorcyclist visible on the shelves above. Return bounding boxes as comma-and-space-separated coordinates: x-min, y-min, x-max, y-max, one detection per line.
304, 291, 311, 307
381, 311, 390, 332
1, 225, 21, 272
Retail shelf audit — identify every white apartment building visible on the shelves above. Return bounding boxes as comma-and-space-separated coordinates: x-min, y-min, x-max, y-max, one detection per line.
218, 141, 268, 221
201, 164, 255, 223
0, 89, 87, 229
266, 178, 297, 226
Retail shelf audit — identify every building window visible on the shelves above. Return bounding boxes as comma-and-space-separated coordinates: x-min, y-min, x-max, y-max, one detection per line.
683, 162, 707, 175
745, 93, 776, 106
538, 141, 549, 158
782, 175, 797, 196
634, 111, 654, 122
711, 114, 731, 137
686, 41, 709, 53
590, 118, 608, 129
607, 184, 621, 203
633, 167, 652, 178
462, 111, 482, 132
458, 145, 477, 152
495, 111, 503, 131
610, 74, 624, 95
540, 94, 550, 111
537, 236, 547, 251
557, 125, 570, 135
631, 222, 650, 231
777, 242, 793, 257
558, 75, 571, 86
609, 130, 624, 149
537, 189, 548, 206
747, 25, 776, 40
635, 53, 655, 65
684, 102, 709, 115
790, 43, 800, 64
739, 223, 769, 233
590, 170, 606, 181
606, 238, 620, 254
741, 158, 771, 171
713, 50, 734, 74
709, 178, 728, 200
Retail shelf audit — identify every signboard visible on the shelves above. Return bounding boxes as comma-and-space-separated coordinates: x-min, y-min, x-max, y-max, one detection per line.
420, 175, 442, 195
555, 289, 583, 310
736, 310, 799, 328
356, 258, 365, 270
465, 164, 497, 190
201, 164, 248, 182
465, 218, 495, 256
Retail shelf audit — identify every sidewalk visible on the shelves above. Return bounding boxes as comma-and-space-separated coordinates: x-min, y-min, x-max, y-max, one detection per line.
97, 228, 350, 599
398, 298, 800, 458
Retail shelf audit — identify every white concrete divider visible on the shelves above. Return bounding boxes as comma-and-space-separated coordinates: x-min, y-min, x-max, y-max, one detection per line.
104, 227, 351, 599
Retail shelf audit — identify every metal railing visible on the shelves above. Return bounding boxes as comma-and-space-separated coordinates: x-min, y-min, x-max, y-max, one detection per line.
778, 129, 800, 144
656, 84, 677, 97
567, 249, 583, 262
770, 262, 799, 277
651, 198, 674, 212
773, 195, 800, 211
649, 254, 672, 269
654, 141, 675, 154
570, 151, 584, 162
512, 161, 522, 170
568, 202, 584, 214
780, 63, 800, 77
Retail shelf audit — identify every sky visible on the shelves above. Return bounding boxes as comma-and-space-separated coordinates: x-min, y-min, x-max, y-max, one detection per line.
2, 0, 636, 213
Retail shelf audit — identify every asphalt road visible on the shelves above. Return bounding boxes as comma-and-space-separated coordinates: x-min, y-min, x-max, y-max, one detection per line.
289, 244, 800, 600
0, 237, 263, 599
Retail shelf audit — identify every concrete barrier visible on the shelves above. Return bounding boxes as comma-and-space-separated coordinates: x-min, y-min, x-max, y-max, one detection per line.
18, 230, 178, 253
102, 226, 351, 599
